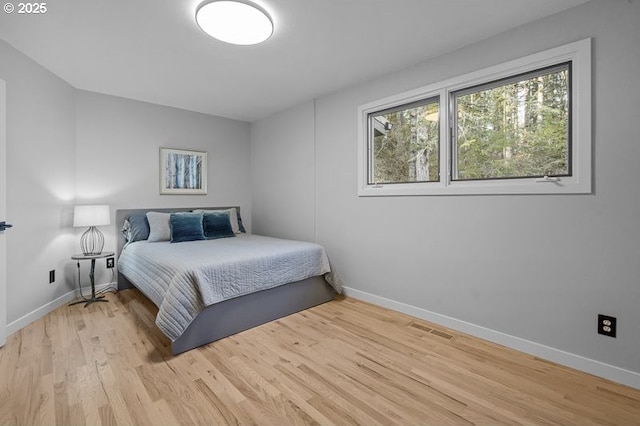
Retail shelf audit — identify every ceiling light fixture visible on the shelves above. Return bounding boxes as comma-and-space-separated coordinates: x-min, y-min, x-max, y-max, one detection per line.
196, 1, 273, 45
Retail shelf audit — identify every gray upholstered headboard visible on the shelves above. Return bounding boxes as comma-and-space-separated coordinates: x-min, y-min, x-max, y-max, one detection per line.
115, 206, 242, 290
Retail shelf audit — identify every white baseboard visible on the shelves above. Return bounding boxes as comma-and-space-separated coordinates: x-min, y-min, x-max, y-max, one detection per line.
6, 282, 117, 336
343, 286, 640, 390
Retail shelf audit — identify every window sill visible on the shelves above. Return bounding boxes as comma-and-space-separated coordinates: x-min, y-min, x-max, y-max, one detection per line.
358, 176, 591, 197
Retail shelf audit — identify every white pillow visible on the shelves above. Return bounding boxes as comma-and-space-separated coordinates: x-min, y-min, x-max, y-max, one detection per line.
194, 208, 240, 233
146, 212, 171, 242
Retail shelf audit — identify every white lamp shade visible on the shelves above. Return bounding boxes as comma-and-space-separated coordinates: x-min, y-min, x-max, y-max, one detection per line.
73, 205, 111, 227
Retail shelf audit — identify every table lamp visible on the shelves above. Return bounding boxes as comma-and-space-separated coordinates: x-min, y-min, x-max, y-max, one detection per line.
73, 205, 110, 255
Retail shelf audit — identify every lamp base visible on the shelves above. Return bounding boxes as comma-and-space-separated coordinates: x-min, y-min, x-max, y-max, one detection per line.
80, 226, 105, 256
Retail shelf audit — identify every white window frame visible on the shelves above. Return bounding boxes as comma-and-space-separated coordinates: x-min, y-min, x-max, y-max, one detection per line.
357, 38, 591, 196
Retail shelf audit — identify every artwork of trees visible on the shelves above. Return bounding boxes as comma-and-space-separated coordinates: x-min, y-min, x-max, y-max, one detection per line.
165, 152, 203, 189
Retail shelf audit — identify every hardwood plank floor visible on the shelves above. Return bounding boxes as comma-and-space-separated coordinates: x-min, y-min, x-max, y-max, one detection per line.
1, 290, 639, 425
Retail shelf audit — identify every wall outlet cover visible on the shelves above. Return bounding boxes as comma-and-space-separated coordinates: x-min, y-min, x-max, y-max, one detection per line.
106, 257, 115, 269
597, 314, 617, 338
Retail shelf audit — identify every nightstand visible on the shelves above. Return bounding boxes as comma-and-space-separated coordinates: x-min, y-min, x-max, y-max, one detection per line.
70, 251, 115, 307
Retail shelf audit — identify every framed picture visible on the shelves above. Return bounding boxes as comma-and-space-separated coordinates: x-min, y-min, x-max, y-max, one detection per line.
160, 148, 208, 195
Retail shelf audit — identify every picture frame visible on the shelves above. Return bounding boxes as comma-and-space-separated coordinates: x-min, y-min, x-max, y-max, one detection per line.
160, 148, 208, 195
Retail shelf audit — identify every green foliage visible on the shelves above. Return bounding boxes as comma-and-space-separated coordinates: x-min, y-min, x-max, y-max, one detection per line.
369, 66, 569, 184
456, 69, 569, 180
371, 101, 439, 184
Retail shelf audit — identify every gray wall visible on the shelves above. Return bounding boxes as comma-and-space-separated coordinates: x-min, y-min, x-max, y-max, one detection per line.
75, 91, 252, 270
251, 100, 316, 242
0, 40, 77, 323
251, 0, 640, 374
0, 42, 252, 325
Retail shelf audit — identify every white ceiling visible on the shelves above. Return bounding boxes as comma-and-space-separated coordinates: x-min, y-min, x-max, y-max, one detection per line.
0, 0, 590, 122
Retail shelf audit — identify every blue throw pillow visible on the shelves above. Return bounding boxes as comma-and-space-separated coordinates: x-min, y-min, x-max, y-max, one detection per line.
237, 210, 246, 233
203, 211, 236, 240
170, 212, 205, 243
124, 213, 150, 242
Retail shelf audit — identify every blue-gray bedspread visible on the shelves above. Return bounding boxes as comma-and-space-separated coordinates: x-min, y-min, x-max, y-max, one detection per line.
118, 234, 342, 341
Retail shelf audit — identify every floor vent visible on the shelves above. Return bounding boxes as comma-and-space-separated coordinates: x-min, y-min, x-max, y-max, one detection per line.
410, 322, 432, 333
410, 322, 454, 340
430, 329, 453, 340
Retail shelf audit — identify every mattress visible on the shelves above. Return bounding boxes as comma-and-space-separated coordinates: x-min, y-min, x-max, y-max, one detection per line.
118, 234, 341, 341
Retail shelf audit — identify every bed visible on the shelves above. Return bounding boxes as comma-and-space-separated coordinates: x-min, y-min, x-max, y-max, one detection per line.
116, 207, 341, 355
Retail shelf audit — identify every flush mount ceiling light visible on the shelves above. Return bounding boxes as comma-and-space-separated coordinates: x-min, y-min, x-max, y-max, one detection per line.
196, 1, 273, 45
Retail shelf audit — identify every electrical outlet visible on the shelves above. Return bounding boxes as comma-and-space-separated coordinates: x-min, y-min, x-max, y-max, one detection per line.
106, 257, 115, 269
597, 314, 617, 338
49, 269, 55, 284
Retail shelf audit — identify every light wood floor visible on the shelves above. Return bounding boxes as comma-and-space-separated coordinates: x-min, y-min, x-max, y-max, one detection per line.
1, 290, 639, 425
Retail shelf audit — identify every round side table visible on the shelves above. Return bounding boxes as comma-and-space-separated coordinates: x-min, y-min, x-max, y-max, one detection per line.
69, 252, 114, 307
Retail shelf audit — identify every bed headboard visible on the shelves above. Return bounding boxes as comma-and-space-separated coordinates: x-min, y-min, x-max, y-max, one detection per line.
115, 206, 241, 290
115, 206, 242, 257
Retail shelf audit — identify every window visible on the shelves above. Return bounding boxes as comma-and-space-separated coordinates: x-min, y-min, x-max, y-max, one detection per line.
452, 63, 570, 181
368, 97, 440, 184
358, 38, 591, 196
